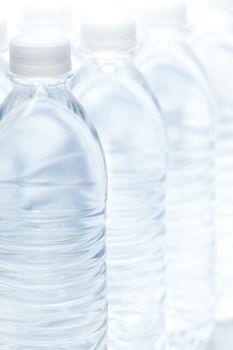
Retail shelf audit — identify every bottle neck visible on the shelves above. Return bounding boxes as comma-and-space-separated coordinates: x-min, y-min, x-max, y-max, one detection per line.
10, 72, 70, 88
80, 48, 134, 65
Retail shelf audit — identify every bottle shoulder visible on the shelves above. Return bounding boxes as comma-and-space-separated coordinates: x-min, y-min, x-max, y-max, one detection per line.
136, 37, 216, 126
71, 61, 163, 126
0, 85, 107, 185
190, 25, 233, 53
137, 36, 211, 87
189, 14, 233, 63
189, 8, 233, 47
190, 25, 233, 106
0, 84, 97, 139
71, 61, 168, 162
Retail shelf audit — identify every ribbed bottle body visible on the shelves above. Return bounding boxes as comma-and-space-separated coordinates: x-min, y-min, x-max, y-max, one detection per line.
137, 33, 216, 349
72, 61, 167, 350
0, 86, 107, 349
190, 13, 233, 321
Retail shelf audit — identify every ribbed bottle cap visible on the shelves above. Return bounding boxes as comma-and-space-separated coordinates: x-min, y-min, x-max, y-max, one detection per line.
80, 17, 137, 53
137, 1, 187, 28
0, 19, 8, 48
20, 4, 72, 32
10, 33, 72, 77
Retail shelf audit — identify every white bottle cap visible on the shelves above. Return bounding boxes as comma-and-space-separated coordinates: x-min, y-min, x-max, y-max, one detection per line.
80, 17, 137, 53
0, 19, 8, 49
20, 4, 72, 32
137, 1, 187, 29
10, 33, 72, 77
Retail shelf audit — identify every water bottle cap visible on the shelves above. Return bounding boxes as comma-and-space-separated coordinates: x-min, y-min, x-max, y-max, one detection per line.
0, 19, 7, 49
20, 4, 73, 32
10, 33, 72, 77
80, 17, 137, 53
137, 1, 187, 29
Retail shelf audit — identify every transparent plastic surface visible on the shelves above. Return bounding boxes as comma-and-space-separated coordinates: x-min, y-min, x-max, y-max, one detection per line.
137, 28, 216, 350
0, 75, 107, 349
190, 7, 233, 323
71, 56, 167, 350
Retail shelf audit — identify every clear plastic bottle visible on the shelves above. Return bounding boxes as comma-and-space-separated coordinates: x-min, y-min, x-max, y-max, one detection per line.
188, 0, 233, 323
136, 2, 216, 349
0, 33, 107, 349
71, 16, 167, 350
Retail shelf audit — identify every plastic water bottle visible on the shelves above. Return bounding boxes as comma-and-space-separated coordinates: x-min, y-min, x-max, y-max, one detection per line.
188, 0, 233, 323
136, 2, 216, 349
0, 33, 107, 349
0, 18, 11, 103
71, 15, 167, 350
